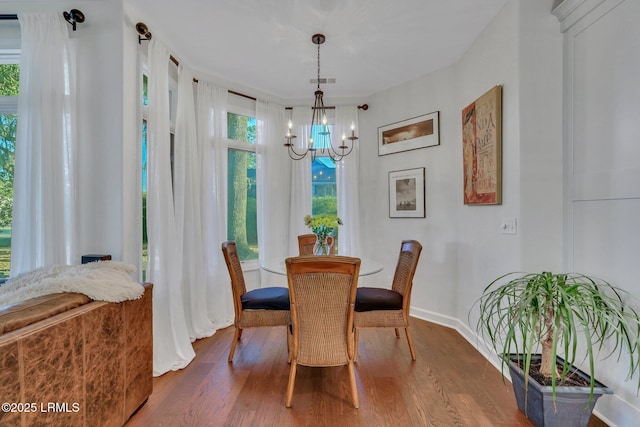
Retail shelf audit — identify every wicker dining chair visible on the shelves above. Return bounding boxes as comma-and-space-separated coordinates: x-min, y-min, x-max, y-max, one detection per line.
284, 255, 361, 408
222, 241, 291, 363
297, 233, 335, 255
353, 240, 422, 360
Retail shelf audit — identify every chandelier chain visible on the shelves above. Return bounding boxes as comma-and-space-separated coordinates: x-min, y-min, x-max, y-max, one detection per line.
284, 34, 360, 162
317, 41, 321, 90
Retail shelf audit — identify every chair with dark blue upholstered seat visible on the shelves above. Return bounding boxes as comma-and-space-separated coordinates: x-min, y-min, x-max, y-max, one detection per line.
222, 241, 290, 363
354, 240, 422, 360
284, 255, 360, 408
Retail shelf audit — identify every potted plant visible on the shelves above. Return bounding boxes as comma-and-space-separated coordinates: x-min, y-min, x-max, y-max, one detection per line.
473, 272, 640, 427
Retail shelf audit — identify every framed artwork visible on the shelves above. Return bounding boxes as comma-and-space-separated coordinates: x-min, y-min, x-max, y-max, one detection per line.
462, 85, 502, 205
389, 167, 426, 218
378, 111, 440, 156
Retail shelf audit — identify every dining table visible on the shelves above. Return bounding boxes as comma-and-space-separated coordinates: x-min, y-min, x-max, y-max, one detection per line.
261, 256, 384, 277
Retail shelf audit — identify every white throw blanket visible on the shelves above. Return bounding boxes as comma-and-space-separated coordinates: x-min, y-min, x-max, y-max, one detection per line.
0, 261, 145, 307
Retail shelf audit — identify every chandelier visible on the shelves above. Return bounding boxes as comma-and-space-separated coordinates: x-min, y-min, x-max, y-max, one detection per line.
284, 34, 360, 161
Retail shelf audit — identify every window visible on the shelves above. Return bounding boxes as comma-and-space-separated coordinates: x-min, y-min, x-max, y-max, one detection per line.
0, 62, 19, 278
311, 125, 338, 252
227, 111, 257, 262
312, 157, 337, 212
141, 75, 148, 281
310, 123, 337, 215
141, 75, 148, 275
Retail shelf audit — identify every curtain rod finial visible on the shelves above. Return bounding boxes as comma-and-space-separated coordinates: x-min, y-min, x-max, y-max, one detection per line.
136, 22, 152, 44
63, 9, 84, 31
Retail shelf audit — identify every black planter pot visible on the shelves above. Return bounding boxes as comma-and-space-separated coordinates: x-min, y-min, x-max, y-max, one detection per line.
508, 354, 612, 427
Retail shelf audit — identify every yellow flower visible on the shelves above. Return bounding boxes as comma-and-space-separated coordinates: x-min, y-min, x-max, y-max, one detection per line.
304, 214, 342, 237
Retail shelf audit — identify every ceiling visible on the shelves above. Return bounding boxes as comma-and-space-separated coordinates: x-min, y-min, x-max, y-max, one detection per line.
126, 0, 511, 101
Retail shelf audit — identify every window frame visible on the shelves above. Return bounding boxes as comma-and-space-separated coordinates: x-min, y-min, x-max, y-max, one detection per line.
0, 96, 17, 115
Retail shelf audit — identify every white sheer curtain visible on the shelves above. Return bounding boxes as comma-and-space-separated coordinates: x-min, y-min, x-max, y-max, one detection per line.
146, 38, 194, 375
11, 13, 78, 275
256, 101, 289, 285
288, 107, 313, 255
195, 82, 233, 326
336, 106, 362, 256
174, 65, 216, 340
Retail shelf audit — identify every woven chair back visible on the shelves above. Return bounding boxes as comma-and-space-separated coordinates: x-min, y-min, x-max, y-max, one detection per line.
390, 240, 423, 298
221, 241, 247, 316
286, 256, 360, 367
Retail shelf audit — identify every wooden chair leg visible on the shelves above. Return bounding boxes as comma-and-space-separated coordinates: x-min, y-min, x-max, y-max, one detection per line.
285, 361, 298, 408
354, 328, 360, 361
405, 326, 416, 360
394, 328, 400, 337
348, 360, 359, 408
228, 326, 241, 363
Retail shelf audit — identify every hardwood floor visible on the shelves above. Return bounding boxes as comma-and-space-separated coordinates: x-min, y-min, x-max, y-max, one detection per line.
126, 318, 608, 427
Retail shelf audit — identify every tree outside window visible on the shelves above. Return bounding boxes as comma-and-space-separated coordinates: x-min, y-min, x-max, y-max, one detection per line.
227, 112, 257, 261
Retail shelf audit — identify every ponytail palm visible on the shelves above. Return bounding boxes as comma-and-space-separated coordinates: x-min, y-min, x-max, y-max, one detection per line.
474, 272, 640, 399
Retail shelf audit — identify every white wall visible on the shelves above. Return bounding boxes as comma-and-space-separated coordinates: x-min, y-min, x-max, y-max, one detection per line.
556, 0, 640, 424
358, 65, 461, 312
359, 0, 564, 330
74, 1, 126, 262
517, 1, 564, 272
452, 1, 524, 327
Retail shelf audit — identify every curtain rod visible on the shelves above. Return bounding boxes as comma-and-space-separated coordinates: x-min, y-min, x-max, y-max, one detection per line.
1, 11, 85, 31
285, 104, 369, 111
169, 54, 257, 102
285, 106, 335, 110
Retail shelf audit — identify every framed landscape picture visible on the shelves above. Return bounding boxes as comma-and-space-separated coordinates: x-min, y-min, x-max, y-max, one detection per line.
462, 85, 502, 205
378, 111, 440, 156
389, 167, 425, 218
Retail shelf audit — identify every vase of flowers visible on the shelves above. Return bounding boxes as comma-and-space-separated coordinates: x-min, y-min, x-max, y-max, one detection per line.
304, 214, 342, 255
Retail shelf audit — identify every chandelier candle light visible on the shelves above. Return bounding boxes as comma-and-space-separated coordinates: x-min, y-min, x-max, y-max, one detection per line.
284, 34, 359, 161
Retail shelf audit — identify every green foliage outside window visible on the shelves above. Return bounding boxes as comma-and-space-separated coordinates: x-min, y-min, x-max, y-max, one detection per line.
0, 64, 19, 96
312, 196, 337, 216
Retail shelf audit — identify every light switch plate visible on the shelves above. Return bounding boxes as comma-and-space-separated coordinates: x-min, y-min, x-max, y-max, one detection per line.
501, 218, 517, 235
